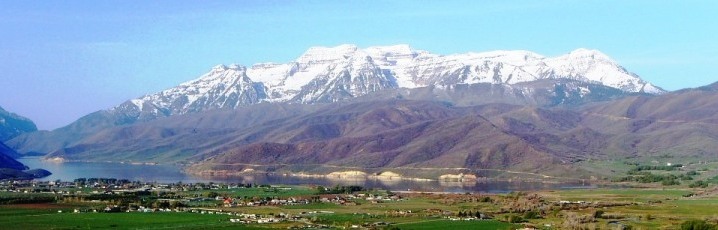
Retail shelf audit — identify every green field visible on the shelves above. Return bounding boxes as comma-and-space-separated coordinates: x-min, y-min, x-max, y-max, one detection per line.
395, 219, 517, 230
3, 182, 718, 229
0, 206, 265, 229
546, 188, 693, 202
536, 188, 718, 229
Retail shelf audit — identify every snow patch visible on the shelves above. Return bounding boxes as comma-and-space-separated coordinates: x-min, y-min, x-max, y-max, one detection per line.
130, 99, 144, 111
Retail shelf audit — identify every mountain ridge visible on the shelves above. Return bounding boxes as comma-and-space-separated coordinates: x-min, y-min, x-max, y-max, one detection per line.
109, 45, 663, 123
185, 84, 718, 178
11, 81, 718, 179
7, 79, 642, 157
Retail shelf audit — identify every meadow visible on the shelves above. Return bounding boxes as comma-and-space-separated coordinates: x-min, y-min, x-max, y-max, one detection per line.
534, 188, 718, 229
2, 180, 718, 229
0, 205, 262, 229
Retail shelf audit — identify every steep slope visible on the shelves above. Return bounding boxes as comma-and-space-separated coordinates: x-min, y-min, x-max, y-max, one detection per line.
350, 79, 634, 107
290, 53, 398, 103
110, 44, 662, 123
0, 106, 37, 141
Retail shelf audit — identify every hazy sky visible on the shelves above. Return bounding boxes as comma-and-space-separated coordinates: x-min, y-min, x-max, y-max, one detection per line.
1, 1, 716, 130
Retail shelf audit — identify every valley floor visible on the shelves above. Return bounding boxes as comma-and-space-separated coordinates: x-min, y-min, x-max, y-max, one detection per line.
1, 179, 718, 229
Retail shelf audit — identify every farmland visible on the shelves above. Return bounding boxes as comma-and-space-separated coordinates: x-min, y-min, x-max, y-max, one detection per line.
1, 178, 718, 229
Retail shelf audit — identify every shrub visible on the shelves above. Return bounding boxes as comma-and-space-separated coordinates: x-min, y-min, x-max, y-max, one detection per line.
505, 214, 524, 223
681, 219, 716, 230
523, 211, 540, 219
689, 180, 710, 188
593, 210, 604, 219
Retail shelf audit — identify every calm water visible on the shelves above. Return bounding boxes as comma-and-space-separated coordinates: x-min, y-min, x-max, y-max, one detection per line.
19, 157, 592, 193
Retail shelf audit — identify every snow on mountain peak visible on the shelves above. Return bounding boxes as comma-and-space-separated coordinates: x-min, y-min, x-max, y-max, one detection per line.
365, 44, 415, 56
115, 44, 664, 121
296, 44, 359, 64
451, 50, 545, 66
297, 44, 424, 67
565, 48, 612, 62
468, 50, 542, 58
212, 64, 227, 70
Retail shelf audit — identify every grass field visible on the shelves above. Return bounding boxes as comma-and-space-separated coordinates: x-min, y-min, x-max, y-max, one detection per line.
0, 205, 268, 230
536, 188, 718, 229
395, 219, 517, 230
3, 184, 718, 229
545, 188, 693, 202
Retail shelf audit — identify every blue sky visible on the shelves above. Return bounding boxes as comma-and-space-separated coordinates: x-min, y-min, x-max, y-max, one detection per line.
1, 0, 716, 130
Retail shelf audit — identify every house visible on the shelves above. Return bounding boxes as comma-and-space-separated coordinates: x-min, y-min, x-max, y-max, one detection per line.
223, 198, 234, 207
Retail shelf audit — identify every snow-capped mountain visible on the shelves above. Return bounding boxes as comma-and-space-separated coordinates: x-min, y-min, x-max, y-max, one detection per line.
112, 44, 663, 121
119, 65, 267, 122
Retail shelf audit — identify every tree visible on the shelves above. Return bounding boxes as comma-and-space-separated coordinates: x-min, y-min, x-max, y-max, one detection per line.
204, 191, 219, 198
169, 200, 184, 209
316, 186, 327, 194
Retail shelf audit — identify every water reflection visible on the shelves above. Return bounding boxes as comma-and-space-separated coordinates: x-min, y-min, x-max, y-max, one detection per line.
19, 157, 592, 193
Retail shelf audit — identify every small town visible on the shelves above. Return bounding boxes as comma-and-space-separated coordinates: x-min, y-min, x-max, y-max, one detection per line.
2, 178, 493, 229
3, 177, 690, 229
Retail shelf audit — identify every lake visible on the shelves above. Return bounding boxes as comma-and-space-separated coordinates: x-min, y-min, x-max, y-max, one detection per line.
18, 157, 592, 193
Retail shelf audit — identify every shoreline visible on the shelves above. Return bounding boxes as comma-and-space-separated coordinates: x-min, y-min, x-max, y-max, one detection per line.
18, 157, 597, 192
20, 157, 590, 184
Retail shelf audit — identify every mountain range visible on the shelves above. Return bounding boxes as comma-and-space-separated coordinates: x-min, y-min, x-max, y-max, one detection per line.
7, 44, 716, 180
103, 45, 663, 125
187, 84, 718, 178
